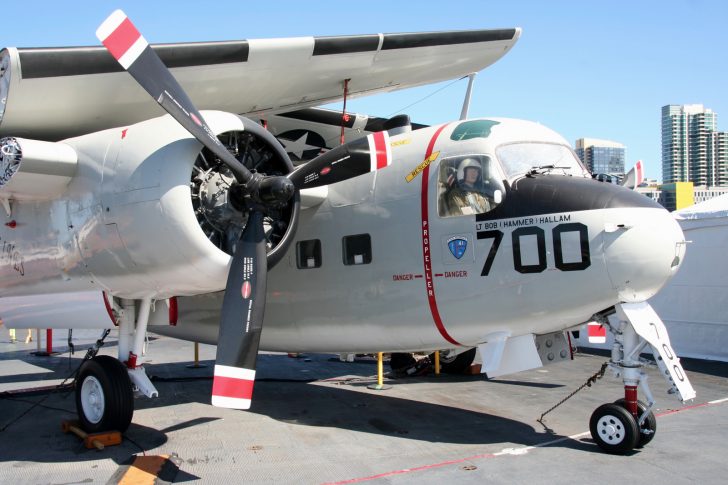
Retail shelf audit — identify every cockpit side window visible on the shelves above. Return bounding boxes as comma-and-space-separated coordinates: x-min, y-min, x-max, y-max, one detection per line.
438, 155, 505, 217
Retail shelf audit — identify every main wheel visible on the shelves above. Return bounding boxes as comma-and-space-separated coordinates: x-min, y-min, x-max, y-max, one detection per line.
429, 348, 477, 374
614, 398, 657, 448
75, 355, 134, 433
589, 403, 640, 454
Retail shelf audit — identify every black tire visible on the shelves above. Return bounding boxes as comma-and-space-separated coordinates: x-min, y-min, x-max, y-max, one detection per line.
614, 398, 657, 448
429, 348, 477, 374
589, 403, 640, 454
389, 353, 417, 372
75, 355, 134, 433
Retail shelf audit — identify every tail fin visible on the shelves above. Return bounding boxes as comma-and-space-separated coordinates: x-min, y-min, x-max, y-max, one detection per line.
621, 160, 644, 190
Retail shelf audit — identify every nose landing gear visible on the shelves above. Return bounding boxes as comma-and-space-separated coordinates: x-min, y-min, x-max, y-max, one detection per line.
589, 302, 694, 454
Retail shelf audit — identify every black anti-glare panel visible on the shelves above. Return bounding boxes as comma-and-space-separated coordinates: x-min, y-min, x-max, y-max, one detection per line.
475, 176, 660, 223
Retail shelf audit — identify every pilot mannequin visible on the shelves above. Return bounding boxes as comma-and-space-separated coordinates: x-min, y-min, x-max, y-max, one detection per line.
446, 158, 490, 216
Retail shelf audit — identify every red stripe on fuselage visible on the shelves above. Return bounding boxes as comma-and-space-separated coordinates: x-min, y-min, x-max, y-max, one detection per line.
373, 131, 388, 169
102, 18, 141, 61
420, 124, 460, 346
212, 375, 255, 400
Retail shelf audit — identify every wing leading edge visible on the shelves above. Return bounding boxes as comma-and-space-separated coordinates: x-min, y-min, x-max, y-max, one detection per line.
0, 28, 520, 140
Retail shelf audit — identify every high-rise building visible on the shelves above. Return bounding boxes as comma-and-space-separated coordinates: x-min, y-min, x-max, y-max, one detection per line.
709, 131, 728, 186
661, 104, 728, 186
574, 138, 625, 175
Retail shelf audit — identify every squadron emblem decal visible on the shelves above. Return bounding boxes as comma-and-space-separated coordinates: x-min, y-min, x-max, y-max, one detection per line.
447, 237, 468, 259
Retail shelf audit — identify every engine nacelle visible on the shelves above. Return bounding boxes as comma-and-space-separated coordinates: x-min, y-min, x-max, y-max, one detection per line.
0, 136, 78, 200
0, 111, 295, 299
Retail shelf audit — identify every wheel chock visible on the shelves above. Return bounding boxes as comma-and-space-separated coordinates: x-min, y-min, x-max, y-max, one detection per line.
61, 420, 122, 450
464, 363, 482, 375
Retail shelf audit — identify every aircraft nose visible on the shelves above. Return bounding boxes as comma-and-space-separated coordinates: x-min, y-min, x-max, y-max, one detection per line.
603, 205, 685, 303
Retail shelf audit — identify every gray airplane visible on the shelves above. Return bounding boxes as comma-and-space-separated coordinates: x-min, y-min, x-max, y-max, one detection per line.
0, 10, 693, 454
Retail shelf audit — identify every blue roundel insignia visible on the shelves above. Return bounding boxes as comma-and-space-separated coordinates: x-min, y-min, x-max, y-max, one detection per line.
447, 237, 468, 259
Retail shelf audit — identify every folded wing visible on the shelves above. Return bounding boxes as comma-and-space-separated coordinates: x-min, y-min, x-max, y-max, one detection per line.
0, 28, 520, 140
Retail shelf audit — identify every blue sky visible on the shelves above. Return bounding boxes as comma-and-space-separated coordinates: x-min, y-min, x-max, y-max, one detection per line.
2, 0, 726, 181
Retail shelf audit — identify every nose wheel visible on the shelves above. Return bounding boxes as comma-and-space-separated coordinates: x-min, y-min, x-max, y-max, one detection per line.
590, 403, 640, 454
589, 397, 657, 453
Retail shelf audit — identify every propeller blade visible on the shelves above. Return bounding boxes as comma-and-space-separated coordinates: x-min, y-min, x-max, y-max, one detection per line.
96, 10, 252, 183
288, 131, 393, 189
211, 210, 268, 409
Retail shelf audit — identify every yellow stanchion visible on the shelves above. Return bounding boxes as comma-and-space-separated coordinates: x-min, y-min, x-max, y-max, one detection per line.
186, 342, 207, 369
434, 350, 440, 376
367, 352, 392, 390
377, 352, 384, 387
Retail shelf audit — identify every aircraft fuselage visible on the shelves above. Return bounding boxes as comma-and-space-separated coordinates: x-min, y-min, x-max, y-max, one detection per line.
0, 117, 685, 354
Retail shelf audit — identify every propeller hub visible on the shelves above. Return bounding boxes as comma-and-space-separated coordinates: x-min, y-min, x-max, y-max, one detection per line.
257, 175, 295, 206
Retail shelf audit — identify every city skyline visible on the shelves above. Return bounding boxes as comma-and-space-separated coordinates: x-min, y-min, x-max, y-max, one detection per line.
662, 104, 727, 186
1, 1, 726, 182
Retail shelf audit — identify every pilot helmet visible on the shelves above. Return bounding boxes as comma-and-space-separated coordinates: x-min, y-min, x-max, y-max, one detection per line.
457, 157, 482, 182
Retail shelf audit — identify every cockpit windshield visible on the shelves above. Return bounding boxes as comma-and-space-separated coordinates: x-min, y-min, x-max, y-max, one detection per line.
496, 142, 588, 180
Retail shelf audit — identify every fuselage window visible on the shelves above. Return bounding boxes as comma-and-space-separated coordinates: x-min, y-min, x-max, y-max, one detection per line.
296, 239, 322, 269
342, 234, 372, 265
438, 155, 505, 217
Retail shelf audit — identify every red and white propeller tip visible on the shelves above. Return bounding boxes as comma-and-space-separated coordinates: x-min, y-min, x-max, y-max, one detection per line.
212, 365, 256, 409
96, 10, 149, 70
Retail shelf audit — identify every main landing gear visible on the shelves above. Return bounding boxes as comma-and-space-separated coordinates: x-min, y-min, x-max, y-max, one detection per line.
74, 297, 159, 433
76, 355, 134, 433
588, 302, 694, 454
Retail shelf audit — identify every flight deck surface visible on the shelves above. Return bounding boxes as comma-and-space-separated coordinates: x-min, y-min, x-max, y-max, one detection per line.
1, 328, 727, 484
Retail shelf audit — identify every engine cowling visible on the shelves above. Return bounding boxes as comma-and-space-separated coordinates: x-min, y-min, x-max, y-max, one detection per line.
90, 111, 297, 299
0, 111, 297, 299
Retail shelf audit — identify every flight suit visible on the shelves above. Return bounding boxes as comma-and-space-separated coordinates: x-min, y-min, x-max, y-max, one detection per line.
446, 185, 490, 216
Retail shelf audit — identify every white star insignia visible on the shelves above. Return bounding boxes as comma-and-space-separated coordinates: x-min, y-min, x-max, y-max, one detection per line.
279, 132, 319, 159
